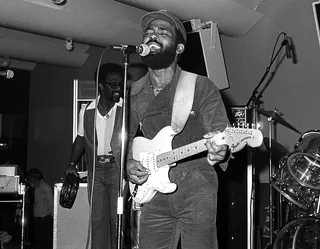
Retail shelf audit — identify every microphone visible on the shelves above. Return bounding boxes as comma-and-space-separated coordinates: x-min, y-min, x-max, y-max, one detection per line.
282, 38, 291, 59
107, 44, 150, 57
0, 70, 14, 79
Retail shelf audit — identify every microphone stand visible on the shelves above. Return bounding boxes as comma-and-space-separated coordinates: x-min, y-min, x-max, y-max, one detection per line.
116, 50, 130, 249
245, 33, 288, 249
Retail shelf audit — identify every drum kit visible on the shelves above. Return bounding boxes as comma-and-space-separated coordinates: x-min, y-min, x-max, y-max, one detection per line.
257, 108, 320, 249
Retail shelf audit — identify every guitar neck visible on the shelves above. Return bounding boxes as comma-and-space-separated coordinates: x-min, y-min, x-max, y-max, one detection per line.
156, 139, 207, 167
154, 127, 262, 168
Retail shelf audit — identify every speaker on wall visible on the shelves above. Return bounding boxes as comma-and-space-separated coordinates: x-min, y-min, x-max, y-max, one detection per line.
179, 19, 229, 90
313, 1, 320, 46
53, 183, 91, 249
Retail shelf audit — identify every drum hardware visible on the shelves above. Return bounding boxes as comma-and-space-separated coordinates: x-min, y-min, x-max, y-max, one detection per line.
266, 115, 278, 246
264, 138, 289, 169
263, 111, 301, 247
256, 108, 301, 134
316, 193, 320, 215
272, 217, 320, 249
269, 130, 320, 248
271, 156, 317, 211
263, 138, 289, 158
264, 137, 290, 234
256, 108, 300, 247
292, 130, 320, 151
286, 151, 320, 190
286, 131, 320, 190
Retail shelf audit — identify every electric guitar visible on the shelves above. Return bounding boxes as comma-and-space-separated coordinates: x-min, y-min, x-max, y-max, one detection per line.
129, 125, 263, 204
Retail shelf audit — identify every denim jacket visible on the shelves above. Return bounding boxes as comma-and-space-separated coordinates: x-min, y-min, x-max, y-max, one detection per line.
128, 67, 230, 176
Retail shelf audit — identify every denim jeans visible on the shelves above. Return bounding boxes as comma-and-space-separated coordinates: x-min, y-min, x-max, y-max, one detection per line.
87, 161, 119, 249
139, 165, 218, 249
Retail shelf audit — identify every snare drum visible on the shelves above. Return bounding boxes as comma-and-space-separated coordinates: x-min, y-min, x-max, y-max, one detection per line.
271, 158, 316, 210
287, 130, 320, 190
272, 217, 320, 249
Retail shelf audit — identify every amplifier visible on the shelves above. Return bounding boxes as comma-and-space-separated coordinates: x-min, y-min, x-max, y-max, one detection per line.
229, 106, 248, 125
0, 176, 20, 193
53, 183, 91, 249
0, 164, 18, 176
216, 106, 250, 249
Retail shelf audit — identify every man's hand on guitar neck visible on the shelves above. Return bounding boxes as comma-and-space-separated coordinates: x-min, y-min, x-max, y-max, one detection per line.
126, 159, 150, 185
204, 131, 229, 166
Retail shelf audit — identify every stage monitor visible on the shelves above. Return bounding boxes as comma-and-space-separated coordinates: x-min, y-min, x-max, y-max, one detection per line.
179, 20, 229, 90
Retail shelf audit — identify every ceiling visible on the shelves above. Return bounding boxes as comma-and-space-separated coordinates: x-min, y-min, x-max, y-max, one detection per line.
0, 0, 263, 70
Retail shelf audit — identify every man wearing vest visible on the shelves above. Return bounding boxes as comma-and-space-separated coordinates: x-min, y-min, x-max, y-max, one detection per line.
126, 10, 231, 249
65, 63, 124, 249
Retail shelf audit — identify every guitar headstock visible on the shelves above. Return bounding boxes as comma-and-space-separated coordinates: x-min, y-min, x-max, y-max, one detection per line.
216, 126, 263, 153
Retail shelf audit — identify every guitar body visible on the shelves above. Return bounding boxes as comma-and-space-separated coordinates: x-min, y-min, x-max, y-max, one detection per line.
129, 126, 178, 204
129, 125, 263, 204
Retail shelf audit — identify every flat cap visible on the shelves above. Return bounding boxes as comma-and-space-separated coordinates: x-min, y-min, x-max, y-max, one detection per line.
141, 10, 187, 44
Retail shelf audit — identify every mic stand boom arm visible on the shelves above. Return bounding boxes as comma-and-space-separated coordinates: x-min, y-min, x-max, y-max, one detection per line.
246, 39, 286, 108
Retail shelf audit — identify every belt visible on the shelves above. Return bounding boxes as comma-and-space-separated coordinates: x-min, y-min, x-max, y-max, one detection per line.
97, 155, 115, 163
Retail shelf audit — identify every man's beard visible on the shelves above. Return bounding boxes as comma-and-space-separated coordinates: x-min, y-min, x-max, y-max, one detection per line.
142, 44, 177, 70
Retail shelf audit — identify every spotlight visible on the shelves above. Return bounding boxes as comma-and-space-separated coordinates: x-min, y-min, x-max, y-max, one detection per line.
65, 38, 74, 52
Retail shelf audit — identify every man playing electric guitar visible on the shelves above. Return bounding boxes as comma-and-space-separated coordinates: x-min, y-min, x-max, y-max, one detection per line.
126, 10, 232, 249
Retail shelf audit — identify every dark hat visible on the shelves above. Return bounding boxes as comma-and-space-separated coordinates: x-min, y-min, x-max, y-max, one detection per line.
141, 10, 187, 44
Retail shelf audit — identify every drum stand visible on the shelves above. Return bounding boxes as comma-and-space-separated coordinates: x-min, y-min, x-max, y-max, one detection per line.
267, 117, 275, 247
266, 115, 283, 248
314, 192, 320, 217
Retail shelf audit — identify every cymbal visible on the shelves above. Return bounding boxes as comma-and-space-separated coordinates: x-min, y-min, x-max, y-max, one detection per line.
256, 108, 301, 134
263, 137, 289, 165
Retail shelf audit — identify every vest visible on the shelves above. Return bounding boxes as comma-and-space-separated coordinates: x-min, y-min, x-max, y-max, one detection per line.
83, 105, 123, 170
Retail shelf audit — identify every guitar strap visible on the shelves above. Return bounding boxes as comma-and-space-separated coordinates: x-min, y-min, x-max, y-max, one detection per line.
171, 70, 197, 133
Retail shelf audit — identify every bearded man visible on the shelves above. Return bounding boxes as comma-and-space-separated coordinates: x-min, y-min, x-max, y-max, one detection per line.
126, 10, 231, 249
